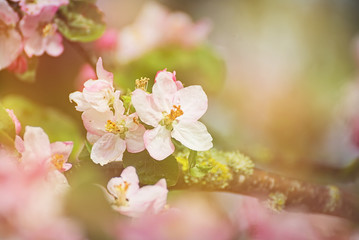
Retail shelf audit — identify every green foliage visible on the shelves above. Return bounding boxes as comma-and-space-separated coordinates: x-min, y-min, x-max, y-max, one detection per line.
114, 45, 225, 94
123, 151, 179, 187
0, 104, 15, 146
55, 1, 105, 42
1, 95, 83, 159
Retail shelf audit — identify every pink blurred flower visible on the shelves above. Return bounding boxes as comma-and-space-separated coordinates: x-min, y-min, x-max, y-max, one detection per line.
81, 97, 146, 165
12, 0, 68, 16
75, 64, 97, 91
132, 72, 212, 160
15, 126, 72, 173
7, 55, 28, 74
106, 166, 168, 218
70, 58, 117, 113
0, 0, 23, 70
95, 28, 118, 52
116, 1, 211, 63
236, 197, 352, 240
20, 6, 64, 57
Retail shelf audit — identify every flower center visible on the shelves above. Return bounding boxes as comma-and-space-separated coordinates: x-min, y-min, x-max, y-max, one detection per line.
168, 105, 183, 121
51, 153, 65, 171
42, 23, 56, 37
135, 77, 149, 91
114, 181, 130, 206
105, 120, 127, 138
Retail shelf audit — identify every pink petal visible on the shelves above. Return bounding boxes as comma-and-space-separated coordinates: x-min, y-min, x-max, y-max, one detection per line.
15, 135, 25, 153
155, 69, 176, 82
81, 109, 112, 136
91, 133, 126, 166
96, 57, 113, 83
69, 91, 91, 112
6, 109, 21, 135
0, 0, 19, 25
120, 166, 140, 198
152, 74, 177, 112
0, 29, 22, 70
50, 141, 73, 160
171, 121, 213, 151
126, 123, 146, 153
131, 89, 162, 127
144, 125, 174, 160
173, 85, 208, 122
83, 79, 114, 112
22, 126, 51, 164
45, 32, 63, 57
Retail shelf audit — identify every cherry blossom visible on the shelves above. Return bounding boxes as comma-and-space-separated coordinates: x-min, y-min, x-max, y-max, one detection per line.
12, 0, 69, 16
132, 70, 213, 160
82, 96, 146, 166
20, 6, 64, 57
106, 166, 168, 218
155, 69, 183, 90
15, 126, 72, 175
69, 57, 117, 113
0, 0, 22, 70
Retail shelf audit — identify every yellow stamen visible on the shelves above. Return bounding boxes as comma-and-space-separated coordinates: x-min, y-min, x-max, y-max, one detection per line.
168, 105, 183, 121
51, 153, 65, 170
115, 181, 130, 206
42, 23, 55, 37
135, 77, 149, 91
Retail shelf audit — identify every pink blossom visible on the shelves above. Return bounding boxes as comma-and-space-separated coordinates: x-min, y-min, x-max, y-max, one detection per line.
15, 126, 72, 174
132, 72, 213, 160
14, 0, 69, 16
0, 0, 23, 70
75, 64, 97, 91
70, 57, 117, 112
95, 28, 118, 52
20, 6, 64, 57
106, 166, 168, 218
82, 96, 145, 165
6, 109, 21, 135
155, 69, 183, 90
7, 55, 28, 74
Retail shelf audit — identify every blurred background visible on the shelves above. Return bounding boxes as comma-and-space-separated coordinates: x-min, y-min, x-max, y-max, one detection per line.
2, 0, 359, 183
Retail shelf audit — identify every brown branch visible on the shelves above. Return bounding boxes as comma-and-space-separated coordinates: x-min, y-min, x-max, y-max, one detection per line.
100, 162, 359, 222
172, 168, 359, 222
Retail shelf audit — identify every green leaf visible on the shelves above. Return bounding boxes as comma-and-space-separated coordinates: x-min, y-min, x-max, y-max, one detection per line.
1, 95, 83, 160
188, 150, 197, 169
123, 151, 179, 187
55, 2, 105, 42
0, 105, 15, 146
189, 166, 206, 178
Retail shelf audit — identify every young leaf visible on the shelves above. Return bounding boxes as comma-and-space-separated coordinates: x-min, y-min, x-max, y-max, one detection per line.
123, 150, 179, 187
55, 2, 105, 42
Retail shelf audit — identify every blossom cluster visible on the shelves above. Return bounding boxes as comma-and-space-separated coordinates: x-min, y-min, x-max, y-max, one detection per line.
70, 58, 213, 163
0, 0, 68, 72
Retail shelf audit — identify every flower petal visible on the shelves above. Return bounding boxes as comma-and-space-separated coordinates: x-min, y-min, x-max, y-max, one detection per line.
91, 133, 126, 166
172, 121, 213, 151
126, 123, 146, 153
152, 74, 177, 112
173, 85, 208, 122
82, 108, 112, 136
50, 141, 73, 160
144, 125, 174, 160
83, 79, 114, 112
131, 89, 162, 127
22, 126, 51, 164
120, 166, 140, 198
45, 32, 64, 57
96, 57, 113, 83
69, 91, 91, 112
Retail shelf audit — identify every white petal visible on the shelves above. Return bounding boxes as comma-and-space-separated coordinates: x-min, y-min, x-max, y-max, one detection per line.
172, 121, 213, 151
91, 133, 126, 166
120, 166, 140, 198
131, 89, 162, 127
152, 75, 177, 112
144, 125, 174, 160
22, 126, 51, 163
0, 29, 22, 70
173, 85, 208, 122
81, 109, 112, 136
126, 123, 146, 153
69, 91, 91, 112
50, 141, 73, 160
83, 79, 114, 112
121, 184, 168, 218
96, 57, 113, 83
